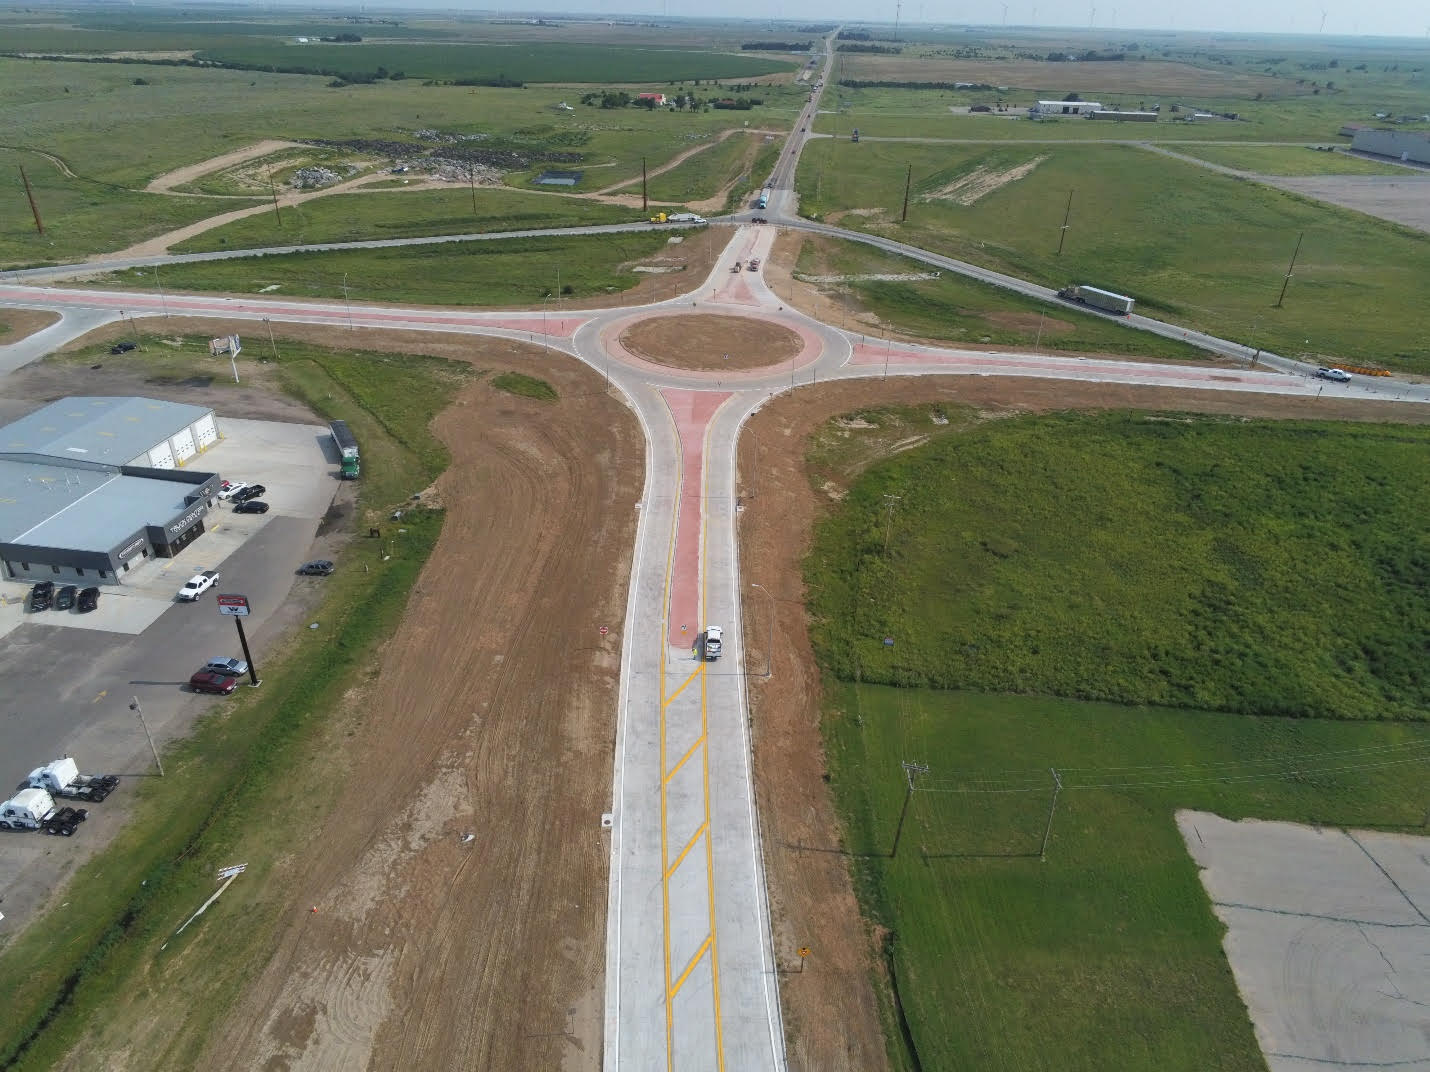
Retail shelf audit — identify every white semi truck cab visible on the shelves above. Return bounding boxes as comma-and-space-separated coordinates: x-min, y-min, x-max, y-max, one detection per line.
0, 787, 88, 835
23, 757, 119, 803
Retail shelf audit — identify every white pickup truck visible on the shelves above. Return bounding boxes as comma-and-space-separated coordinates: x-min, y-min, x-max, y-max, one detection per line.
177, 569, 220, 602
704, 625, 723, 661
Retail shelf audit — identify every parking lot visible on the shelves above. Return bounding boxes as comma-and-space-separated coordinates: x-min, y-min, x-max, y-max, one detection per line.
0, 416, 339, 930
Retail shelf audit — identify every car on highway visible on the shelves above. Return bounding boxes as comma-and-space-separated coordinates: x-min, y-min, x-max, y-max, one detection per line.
188, 670, 238, 695
1315, 367, 1351, 382
297, 560, 335, 576
233, 500, 269, 514
176, 570, 220, 602
204, 657, 249, 677
109, 341, 137, 355
77, 587, 99, 613
217, 482, 249, 501
54, 585, 77, 611
29, 581, 54, 611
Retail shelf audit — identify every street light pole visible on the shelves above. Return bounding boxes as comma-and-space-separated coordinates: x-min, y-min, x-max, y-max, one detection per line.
342, 273, 353, 331
750, 583, 774, 678
129, 697, 164, 777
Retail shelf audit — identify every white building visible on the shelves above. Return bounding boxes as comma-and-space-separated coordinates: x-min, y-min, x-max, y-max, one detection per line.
1030, 100, 1105, 118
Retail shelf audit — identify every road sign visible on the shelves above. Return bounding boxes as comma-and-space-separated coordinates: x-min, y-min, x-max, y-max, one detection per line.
798, 946, 811, 958
216, 593, 250, 617
600, 625, 609, 636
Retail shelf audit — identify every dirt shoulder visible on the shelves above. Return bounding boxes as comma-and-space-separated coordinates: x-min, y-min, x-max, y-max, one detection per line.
736, 376, 1430, 1071
0, 309, 61, 345
192, 336, 643, 1071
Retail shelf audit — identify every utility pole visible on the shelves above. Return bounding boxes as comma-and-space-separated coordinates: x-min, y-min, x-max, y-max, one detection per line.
1039, 768, 1063, 859
19, 164, 44, 235
153, 262, 169, 318
641, 156, 648, 212
750, 583, 775, 678
901, 162, 912, 223
882, 328, 892, 381
263, 316, 279, 360
122, 309, 144, 350
342, 272, 353, 330
129, 697, 164, 777
1274, 231, 1304, 309
266, 165, 281, 225
1056, 188, 1074, 255
890, 761, 927, 858
882, 493, 902, 554
468, 164, 478, 217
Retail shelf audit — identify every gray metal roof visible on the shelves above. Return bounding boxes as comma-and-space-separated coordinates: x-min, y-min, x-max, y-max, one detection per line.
0, 461, 198, 553
0, 396, 212, 467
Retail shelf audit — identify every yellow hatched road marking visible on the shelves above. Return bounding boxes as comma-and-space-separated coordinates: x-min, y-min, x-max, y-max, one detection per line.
670, 934, 713, 998
663, 662, 704, 708
666, 820, 709, 878
665, 733, 707, 786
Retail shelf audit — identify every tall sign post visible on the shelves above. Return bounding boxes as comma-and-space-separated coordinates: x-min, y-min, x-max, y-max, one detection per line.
216, 594, 261, 687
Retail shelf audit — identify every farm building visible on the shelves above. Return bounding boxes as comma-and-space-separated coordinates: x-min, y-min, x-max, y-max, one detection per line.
637, 93, 668, 106
1351, 129, 1430, 165
1086, 109, 1157, 122
1029, 100, 1104, 117
0, 397, 224, 585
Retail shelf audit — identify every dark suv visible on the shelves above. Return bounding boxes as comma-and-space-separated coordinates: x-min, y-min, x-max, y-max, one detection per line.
77, 586, 100, 613
29, 581, 54, 611
54, 585, 77, 611
232, 484, 266, 503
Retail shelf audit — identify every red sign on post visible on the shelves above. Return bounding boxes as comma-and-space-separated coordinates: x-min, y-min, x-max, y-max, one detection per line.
216, 593, 250, 617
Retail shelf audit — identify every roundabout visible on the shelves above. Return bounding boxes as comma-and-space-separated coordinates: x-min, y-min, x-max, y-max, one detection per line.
617, 313, 806, 372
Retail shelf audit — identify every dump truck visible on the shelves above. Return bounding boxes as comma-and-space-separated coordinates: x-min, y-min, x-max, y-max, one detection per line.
703, 625, 723, 661
21, 757, 119, 803
330, 420, 360, 480
0, 788, 88, 835
1057, 285, 1135, 316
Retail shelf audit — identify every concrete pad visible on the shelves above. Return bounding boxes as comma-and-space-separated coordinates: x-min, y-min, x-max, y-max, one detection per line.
1179, 810, 1430, 1072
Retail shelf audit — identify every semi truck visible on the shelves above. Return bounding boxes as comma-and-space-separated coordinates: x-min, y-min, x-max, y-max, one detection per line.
756, 187, 771, 210
330, 420, 360, 480
1057, 284, 1135, 316
703, 625, 723, 661
21, 757, 119, 803
667, 212, 706, 224
0, 788, 88, 835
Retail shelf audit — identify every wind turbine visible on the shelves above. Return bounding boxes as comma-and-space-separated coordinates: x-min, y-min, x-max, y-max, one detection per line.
1318, 7, 1328, 32
1089, 4, 1096, 26
1000, 1, 1008, 24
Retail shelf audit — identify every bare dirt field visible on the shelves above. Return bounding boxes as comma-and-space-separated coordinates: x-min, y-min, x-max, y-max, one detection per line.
191, 340, 642, 1071
0, 309, 61, 345
619, 312, 805, 370
841, 55, 1290, 96
1178, 810, 1430, 1072
1263, 174, 1430, 234
735, 377, 1430, 1072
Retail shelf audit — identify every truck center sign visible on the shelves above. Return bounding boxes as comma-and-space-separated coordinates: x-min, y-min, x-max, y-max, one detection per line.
216, 593, 250, 617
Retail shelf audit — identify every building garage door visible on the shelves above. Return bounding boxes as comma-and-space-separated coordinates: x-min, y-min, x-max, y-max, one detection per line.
170, 426, 196, 465
147, 440, 175, 469
193, 414, 218, 451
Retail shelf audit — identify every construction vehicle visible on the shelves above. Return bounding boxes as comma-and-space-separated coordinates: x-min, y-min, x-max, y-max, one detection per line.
330, 420, 360, 480
0, 788, 88, 835
21, 757, 119, 803
703, 625, 723, 661
1057, 284, 1134, 316
649, 212, 668, 224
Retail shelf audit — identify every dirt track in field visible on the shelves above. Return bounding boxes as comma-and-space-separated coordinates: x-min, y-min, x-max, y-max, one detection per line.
195, 339, 643, 1071
620, 312, 804, 370
736, 375, 1430, 1072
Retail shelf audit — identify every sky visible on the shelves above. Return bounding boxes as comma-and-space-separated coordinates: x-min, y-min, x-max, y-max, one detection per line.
348, 0, 1430, 39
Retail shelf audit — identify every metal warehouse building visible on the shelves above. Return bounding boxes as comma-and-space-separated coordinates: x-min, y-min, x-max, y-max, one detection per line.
0, 397, 225, 585
1350, 128, 1430, 165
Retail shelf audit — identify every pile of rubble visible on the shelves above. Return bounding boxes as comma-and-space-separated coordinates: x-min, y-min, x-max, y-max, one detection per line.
290, 166, 344, 189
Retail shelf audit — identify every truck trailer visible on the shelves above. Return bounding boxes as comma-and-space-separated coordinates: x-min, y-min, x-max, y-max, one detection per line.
756, 187, 771, 210
0, 788, 88, 835
330, 420, 360, 480
1057, 284, 1135, 316
22, 757, 119, 803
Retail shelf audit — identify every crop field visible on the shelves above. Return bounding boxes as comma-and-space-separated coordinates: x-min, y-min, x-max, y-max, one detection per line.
840, 54, 1287, 96
93, 231, 682, 306
787, 233, 1213, 361
1171, 144, 1412, 175
174, 187, 638, 252
0, 148, 260, 267
823, 683, 1430, 1072
196, 41, 796, 83
795, 139, 1430, 371
805, 409, 1430, 721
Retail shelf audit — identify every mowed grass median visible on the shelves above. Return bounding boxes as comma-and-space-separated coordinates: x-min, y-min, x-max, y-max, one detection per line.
802, 405, 1430, 1070
0, 337, 473, 1069
796, 140, 1430, 372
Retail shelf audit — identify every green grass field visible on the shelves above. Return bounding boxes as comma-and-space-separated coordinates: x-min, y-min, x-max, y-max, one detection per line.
790, 234, 1214, 361
795, 140, 1430, 371
0, 337, 471, 1069
1171, 144, 1411, 175
637, 129, 766, 203
174, 187, 638, 252
95, 231, 681, 305
805, 408, 1430, 721
0, 148, 261, 267
825, 683, 1430, 1072
198, 41, 795, 83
